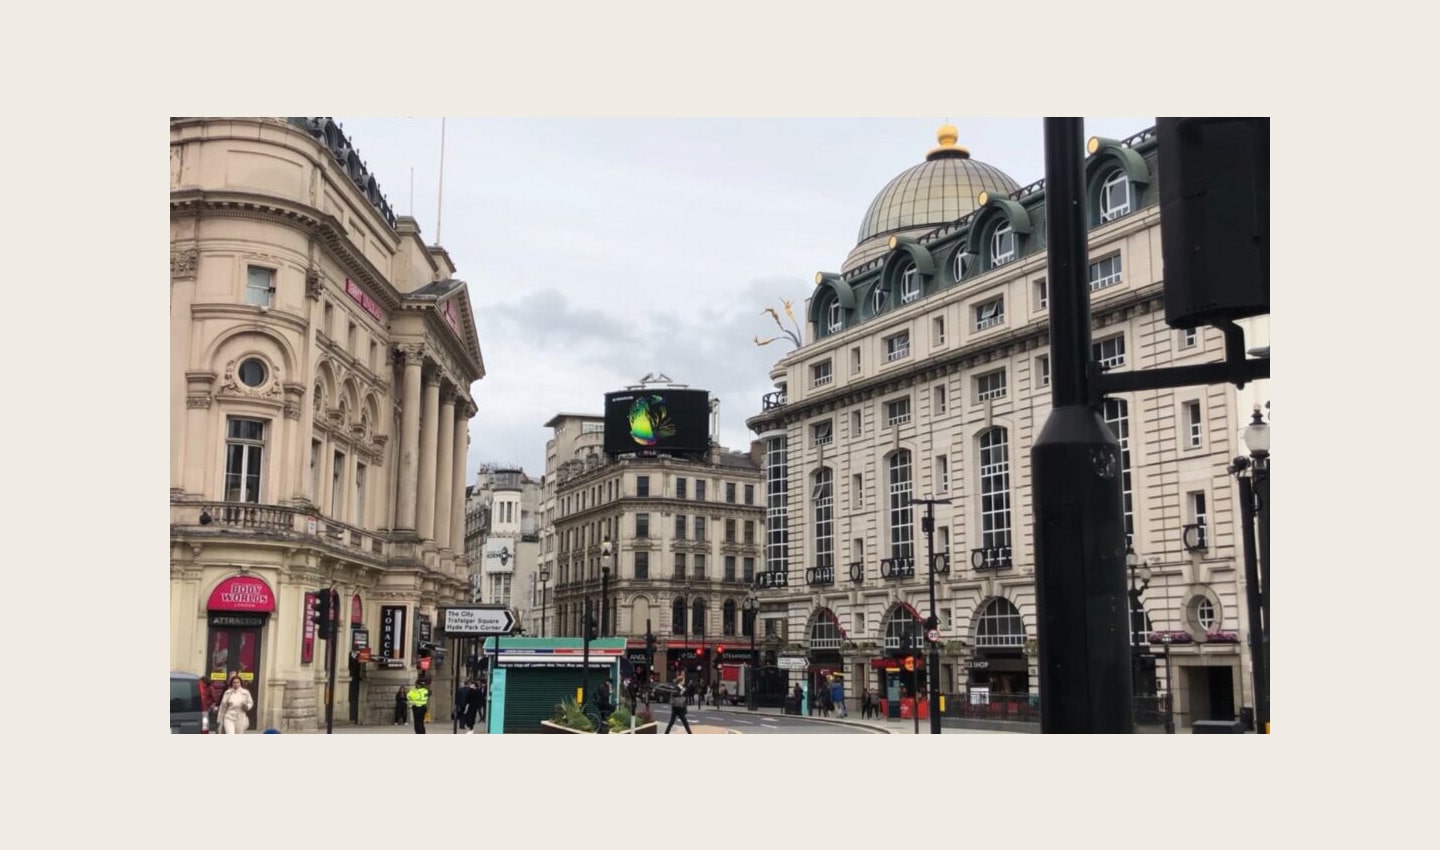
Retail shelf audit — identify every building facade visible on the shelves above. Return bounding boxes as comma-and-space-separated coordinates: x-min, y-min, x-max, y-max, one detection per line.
169, 117, 485, 730
543, 412, 766, 682
466, 466, 542, 632
746, 124, 1265, 727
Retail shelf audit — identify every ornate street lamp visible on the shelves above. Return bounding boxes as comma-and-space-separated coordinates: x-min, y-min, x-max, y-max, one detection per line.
1231, 405, 1270, 733
742, 594, 759, 711
539, 567, 551, 637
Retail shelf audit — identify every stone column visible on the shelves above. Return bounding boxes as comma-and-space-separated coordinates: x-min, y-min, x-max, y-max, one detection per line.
396, 345, 423, 531
450, 402, 470, 554
434, 388, 456, 549
417, 369, 441, 541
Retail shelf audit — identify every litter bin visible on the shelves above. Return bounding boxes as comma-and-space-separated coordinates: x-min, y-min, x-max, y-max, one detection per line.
784, 696, 800, 715
1192, 719, 1247, 734
1239, 707, 1255, 731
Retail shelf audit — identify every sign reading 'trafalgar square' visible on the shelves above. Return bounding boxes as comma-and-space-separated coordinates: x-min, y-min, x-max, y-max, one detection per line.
440, 607, 516, 635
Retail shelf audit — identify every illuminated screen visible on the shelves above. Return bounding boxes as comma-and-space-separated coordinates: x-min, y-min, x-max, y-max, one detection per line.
603, 389, 710, 457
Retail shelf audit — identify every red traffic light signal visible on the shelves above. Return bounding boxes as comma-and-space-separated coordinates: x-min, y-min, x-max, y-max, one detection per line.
717, 645, 725, 655
697, 647, 705, 656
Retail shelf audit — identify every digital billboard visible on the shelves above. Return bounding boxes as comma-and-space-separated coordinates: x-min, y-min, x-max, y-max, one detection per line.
603, 388, 710, 457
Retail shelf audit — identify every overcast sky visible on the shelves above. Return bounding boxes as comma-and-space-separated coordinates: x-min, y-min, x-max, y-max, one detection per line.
333, 117, 1153, 482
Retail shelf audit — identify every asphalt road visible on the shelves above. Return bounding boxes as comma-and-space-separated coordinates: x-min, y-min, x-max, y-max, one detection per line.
651, 705, 881, 734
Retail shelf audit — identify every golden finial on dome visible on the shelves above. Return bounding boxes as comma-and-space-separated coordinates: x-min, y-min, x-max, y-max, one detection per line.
926, 121, 970, 160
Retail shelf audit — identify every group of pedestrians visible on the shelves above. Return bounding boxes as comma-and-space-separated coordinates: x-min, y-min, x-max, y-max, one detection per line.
389, 678, 487, 733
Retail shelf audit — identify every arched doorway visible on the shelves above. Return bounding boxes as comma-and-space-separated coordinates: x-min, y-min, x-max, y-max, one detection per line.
873, 603, 925, 719
969, 596, 1031, 715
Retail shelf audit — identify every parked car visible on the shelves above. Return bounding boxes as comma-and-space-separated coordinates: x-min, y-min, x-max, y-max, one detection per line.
171, 671, 209, 734
648, 681, 682, 703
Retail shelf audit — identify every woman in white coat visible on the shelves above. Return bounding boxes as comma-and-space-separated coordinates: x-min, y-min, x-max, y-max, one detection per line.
218, 674, 254, 734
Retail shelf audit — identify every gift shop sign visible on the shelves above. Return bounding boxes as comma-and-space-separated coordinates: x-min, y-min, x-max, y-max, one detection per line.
207, 576, 276, 613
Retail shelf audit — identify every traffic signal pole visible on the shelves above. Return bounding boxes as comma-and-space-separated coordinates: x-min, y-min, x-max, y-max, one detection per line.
324, 589, 338, 735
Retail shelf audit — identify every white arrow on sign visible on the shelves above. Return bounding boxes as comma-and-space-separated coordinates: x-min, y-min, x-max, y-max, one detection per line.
442, 607, 516, 635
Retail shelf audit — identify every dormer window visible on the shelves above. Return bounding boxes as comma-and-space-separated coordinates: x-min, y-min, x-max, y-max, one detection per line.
953, 249, 974, 281
990, 223, 1015, 267
826, 300, 843, 333
1100, 170, 1132, 222
871, 284, 889, 315
899, 264, 921, 304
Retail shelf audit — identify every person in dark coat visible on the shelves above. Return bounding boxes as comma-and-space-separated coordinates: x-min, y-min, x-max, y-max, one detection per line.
393, 686, 409, 726
460, 679, 484, 733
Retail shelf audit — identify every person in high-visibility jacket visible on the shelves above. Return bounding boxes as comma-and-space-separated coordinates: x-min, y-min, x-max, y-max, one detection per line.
407, 680, 430, 734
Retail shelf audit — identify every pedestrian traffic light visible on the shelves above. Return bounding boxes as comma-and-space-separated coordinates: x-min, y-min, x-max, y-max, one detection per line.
311, 589, 333, 640
584, 613, 598, 641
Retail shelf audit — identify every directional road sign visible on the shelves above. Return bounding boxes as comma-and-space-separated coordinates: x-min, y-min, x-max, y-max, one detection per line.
441, 606, 516, 635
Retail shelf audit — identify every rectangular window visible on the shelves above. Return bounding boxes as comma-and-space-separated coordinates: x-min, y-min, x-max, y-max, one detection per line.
850, 346, 862, 374
979, 429, 1012, 551
635, 551, 650, 580
1103, 399, 1135, 541
974, 296, 1004, 331
354, 463, 366, 527
854, 612, 865, 635
850, 410, 862, 437
331, 450, 345, 517
765, 437, 789, 575
245, 265, 274, 307
936, 455, 949, 493
975, 369, 1007, 402
1036, 355, 1051, 387
812, 470, 834, 569
1189, 491, 1208, 528
888, 451, 915, 562
1034, 278, 1048, 310
885, 397, 911, 426
674, 553, 687, 580
694, 553, 706, 578
369, 340, 379, 372
696, 480, 706, 501
694, 516, 706, 541
1089, 254, 1123, 291
812, 420, 833, 446
725, 518, 737, 543
225, 418, 267, 503
884, 331, 911, 362
322, 302, 333, 337
724, 556, 737, 582
636, 475, 650, 497
676, 478, 687, 499
744, 484, 755, 505
932, 315, 946, 346
726, 482, 736, 503
347, 322, 357, 353
636, 513, 650, 538
1182, 328, 1198, 348
933, 384, 947, 414
852, 474, 863, 510
743, 557, 755, 582
675, 514, 686, 539
1186, 401, 1204, 448
1093, 334, 1126, 369
309, 439, 322, 501
744, 520, 756, 544
812, 360, 833, 387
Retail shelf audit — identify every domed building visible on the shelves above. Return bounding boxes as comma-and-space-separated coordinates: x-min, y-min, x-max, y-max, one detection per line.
747, 122, 1263, 731
843, 125, 1019, 274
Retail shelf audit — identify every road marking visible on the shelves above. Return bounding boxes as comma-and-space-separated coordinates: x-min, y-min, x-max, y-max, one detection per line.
761, 723, 778, 729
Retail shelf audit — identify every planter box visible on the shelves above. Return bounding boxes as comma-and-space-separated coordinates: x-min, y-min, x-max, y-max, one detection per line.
539, 719, 659, 734
618, 722, 658, 734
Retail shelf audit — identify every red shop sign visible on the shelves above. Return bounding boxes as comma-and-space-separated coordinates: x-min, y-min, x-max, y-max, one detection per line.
207, 575, 276, 613
351, 594, 363, 625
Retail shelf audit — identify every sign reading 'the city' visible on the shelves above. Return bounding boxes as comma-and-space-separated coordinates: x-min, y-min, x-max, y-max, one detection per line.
440, 607, 516, 635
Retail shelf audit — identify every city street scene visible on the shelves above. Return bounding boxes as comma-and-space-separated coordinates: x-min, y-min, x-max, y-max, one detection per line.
170, 116, 1268, 737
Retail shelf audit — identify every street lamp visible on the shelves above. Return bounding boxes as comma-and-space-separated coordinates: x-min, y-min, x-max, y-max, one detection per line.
601, 536, 612, 638
539, 567, 551, 637
1125, 546, 1157, 730
742, 594, 758, 711
1230, 405, 1270, 734
910, 496, 952, 735
1158, 632, 1175, 734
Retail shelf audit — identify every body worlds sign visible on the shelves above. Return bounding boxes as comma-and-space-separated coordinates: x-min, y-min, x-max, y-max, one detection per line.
207, 576, 276, 613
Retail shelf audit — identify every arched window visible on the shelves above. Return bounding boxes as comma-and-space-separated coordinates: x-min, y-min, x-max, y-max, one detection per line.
870, 282, 890, 316
692, 598, 707, 636
826, 299, 843, 334
990, 222, 1016, 267
978, 428, 1011, 550
810, 612, 842, 649
812, 468, 834, 568
952, 248, 974, 282
887, 451, 914, 562
722, 600, 737, 636
672, 597, 687, 635
883, 606, 921, 652
974, 598, 1026, 648
1099, 169, 1132, 222
1130, 597, 1152, 647
899, 262, 921, 304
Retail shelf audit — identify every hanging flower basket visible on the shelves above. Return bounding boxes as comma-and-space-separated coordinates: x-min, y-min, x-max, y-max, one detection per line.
1204, 631, 1239, 643
1147, 631, 1193, 645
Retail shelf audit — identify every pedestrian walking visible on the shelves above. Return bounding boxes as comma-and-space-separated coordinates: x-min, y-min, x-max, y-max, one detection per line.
831, 676, 848, 718
666, 674, 693, 734
459, 679, 483, 733
217, 674, 254, 734
477, 679, 488, 723
595, 679, 614, 734
684, 678, 696, 708
393, 686, 408, 726
407, 680, 430, 734
861, 687, 873, 719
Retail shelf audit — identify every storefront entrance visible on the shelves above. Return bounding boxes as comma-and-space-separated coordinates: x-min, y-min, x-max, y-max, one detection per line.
205, 574, 275, 731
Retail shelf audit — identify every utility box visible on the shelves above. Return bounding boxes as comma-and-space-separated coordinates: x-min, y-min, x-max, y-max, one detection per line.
1158, 117, 1269, 329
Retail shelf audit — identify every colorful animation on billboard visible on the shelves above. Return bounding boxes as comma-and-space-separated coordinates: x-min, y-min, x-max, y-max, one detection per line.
627, 395, 677, 446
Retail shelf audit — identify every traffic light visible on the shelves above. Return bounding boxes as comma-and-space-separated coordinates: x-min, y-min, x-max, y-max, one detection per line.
312, 589, 334, 640
584, 613, 598, 642
715, 646, 725, 668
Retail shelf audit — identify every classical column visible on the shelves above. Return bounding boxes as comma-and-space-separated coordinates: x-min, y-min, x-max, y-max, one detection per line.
450, 403, 470, 554
434, 387, 456, 549
396, 345, 423, 531
417, 369, 441, 541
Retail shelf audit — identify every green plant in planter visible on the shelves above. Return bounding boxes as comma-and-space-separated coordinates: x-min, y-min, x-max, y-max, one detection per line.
607, 703, 633, 732
552, 697, 594, 732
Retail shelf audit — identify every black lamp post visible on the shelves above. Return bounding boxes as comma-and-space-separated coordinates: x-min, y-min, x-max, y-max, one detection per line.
1159, 632, 1175, 734
911, 496, 951, 735
539, 567, 551, 638
601, 536, 612, 638
1230, 405, 1270, 734
1125, 547, 1157, 731
743, 594, 758, 711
